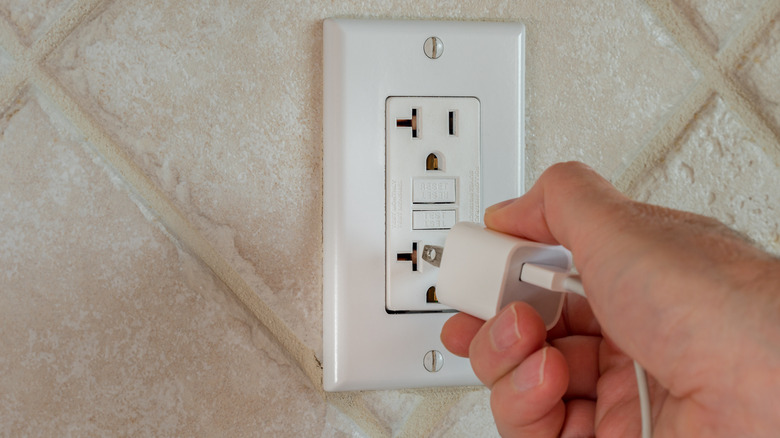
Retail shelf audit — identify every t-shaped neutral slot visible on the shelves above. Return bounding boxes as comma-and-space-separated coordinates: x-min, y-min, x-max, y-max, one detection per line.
396, 108, 419, 138
396, 241, 419, 271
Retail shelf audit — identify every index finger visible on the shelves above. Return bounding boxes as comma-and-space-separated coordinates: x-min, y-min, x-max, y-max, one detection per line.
484, 161, 628, 256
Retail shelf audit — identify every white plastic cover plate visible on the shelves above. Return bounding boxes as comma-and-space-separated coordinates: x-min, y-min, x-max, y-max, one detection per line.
323, 18, 525, 391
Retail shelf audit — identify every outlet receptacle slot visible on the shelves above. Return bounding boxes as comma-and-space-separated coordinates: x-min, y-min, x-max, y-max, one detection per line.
396, 108, 419, 138
426, 153, 440, 170
426, 286, 438, 303
396, 241, 419, 271
448, 110, 457, 136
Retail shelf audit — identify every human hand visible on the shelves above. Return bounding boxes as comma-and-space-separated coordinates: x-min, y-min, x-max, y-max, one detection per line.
441, 162, 780, 437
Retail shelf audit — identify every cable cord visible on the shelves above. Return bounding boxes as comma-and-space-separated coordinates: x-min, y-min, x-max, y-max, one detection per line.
521, 266, 652, 438
634, 360, 652, 438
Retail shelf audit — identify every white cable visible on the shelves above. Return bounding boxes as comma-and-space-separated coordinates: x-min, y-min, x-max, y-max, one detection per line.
520, 263, 652, 438
634, 360, 652, 438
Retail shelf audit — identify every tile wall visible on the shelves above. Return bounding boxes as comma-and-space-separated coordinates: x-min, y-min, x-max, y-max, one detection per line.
0, 0, 777, 436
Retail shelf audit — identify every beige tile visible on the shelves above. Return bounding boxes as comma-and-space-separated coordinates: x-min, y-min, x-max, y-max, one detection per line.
0, 0, 75, 46
518, 1, 699, 182
48, 0, 327, 354
673, 0, 764, 50
0, 46, 12, 75
47, 0, 698, 360
632, 96, 780, 253
737, 13, 780, 136
0, 91, 359, 436
323, 405, 370, 437
362, 390, 423, 436
430, 389, 498, 438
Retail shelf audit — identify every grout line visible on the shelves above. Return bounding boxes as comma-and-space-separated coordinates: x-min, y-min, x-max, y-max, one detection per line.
634, 0, 780, 183
0, 0, 105, 114
718, 0, 780, 68
0, 16, 30, 109
644, 0, 718, 66
324, 392, 392, 438
0, 65, 28, 110
667, 0, 719, 54
28, 0, 106, 64
395, 387, 471, 438
644, 0, 728, 93
645, 0, 779, 148
32, 65, 324, 388
616, 81, 713, 194
709, 69, 780, 158
718, 0, 780, 167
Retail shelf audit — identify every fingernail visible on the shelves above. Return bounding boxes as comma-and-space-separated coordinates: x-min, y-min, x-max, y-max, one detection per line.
512, 347, 548, 392
490, 305, 521, 351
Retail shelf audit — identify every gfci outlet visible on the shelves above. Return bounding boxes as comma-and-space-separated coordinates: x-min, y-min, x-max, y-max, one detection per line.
386, 97, 481, 312
323, 19, 525, 391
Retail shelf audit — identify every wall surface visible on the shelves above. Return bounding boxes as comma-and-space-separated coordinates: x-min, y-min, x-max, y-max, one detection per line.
0, 0, 778, 436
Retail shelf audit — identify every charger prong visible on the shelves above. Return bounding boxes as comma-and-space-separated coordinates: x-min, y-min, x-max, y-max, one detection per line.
422, 245, 444, 268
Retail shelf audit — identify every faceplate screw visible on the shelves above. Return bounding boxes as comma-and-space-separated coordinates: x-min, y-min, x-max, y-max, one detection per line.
423, 36, 443, 59
423, 350, 444, 372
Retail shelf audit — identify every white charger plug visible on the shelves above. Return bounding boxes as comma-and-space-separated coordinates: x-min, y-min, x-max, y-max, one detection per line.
434, 222, 572, 329
429, 221, 652, 438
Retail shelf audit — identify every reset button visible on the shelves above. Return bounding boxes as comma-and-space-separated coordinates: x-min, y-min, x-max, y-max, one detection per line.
412, 178, 456, 204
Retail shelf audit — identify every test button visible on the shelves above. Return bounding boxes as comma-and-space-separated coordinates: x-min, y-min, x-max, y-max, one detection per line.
413, 210, 456, 230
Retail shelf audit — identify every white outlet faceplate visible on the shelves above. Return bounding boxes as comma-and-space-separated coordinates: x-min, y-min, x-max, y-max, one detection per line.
323, 18, 525, 391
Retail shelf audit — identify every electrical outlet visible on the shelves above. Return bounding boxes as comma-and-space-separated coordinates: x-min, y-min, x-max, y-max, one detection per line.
323, 18, 525, 391
386, 97, 481, 312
